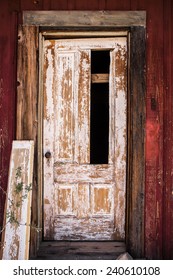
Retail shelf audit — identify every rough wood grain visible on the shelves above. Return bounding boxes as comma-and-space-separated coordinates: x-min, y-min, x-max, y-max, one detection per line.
1, 141, 34, 260
144, 0, 164, 260
126, 27, 146, 259
31, 241, 126, 260
15, 12, 146, 258
91, 74, 109, 83
0, 7, 17, 232
43, 37, 127, 241
0, 0, 172, 261
77, 49, 91, 164
16, 25, 39, 258
54, 164, 114, 183
17, 25, 38, 141
162, 0, 173, 260
111, 41, 127, 240
23, 11, 146, 27
42, 31, 128, 38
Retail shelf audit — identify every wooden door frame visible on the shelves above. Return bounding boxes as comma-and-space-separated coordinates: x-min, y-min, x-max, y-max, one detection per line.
16, 11, 146, 259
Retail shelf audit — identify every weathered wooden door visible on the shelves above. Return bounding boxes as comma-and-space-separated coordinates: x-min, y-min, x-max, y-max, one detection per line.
43, 37, 127, 240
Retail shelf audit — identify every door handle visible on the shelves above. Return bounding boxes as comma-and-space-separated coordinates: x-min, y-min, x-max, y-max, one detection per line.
45, 151, 51, 159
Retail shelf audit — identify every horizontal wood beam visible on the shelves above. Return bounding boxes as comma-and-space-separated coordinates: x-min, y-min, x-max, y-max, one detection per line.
23, 11, 146, 27
91, 74, 109, 83
42, 31, 128, 38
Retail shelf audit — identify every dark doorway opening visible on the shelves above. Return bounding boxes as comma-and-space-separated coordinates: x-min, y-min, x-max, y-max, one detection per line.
90, 50, 110, 164
90, 84, 109, 164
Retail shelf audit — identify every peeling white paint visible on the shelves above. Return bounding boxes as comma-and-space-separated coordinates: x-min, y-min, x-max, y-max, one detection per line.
43, 37, 127, 240
2, 141, 34, 260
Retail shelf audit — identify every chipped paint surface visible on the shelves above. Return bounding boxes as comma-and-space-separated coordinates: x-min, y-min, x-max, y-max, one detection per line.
43, 37, 127, 240
2, 141, 34, 260
43, 40, 55, 239
111, 44, 127, 239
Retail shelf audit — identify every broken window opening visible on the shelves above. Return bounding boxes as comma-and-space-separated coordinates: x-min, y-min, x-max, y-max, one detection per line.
90, 51, 110, 164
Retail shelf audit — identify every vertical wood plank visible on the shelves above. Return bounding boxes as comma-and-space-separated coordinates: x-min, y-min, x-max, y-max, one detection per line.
98, 0, 106, 10
17, 25, 39, 258
50, 0, 68, 9
43, 39, 55, 240
74, 0, 99, 10
67, 0, 76, 10
144, 0, 164, 260
130, 0, 145, 10
0, 6, 18, 233
131, 0, 164, 260
17, 25, 39, 141
105, 0, 131, 10
55, 50, 75, 162
1, 141, 34, 260
77, 49, 91, 164
163, 0, 173, 260
8, 0, 20, 12
43, 0, 51, 10
110, 39, 127, 240
127, 27, 146, 258
20, 0, 43, 10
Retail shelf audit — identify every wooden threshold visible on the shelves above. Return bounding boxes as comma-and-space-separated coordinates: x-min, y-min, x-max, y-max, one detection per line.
30, 241, 126, 260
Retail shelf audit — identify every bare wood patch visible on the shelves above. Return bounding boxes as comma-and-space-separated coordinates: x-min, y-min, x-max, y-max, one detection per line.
1, 141, 34, 260
54, 164, 114, 183
91, 74, 109, 83
17, 26, 38, 141
77, 49, 91, 164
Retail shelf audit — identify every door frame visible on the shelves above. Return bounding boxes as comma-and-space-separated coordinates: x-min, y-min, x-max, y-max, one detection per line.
16, 11, 146, 258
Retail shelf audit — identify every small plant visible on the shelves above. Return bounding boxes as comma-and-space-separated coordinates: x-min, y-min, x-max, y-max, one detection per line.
4, 166, 32, 227
6, 210, 19, 226
0, 167, 42, 239
15, 166, 22, 179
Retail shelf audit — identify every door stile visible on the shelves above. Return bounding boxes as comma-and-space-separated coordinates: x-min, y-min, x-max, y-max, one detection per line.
111, 39, 127, 239
43, 40, 56, 239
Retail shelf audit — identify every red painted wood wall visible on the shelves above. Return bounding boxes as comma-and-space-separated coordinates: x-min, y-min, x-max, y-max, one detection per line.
0, 0, 173, 259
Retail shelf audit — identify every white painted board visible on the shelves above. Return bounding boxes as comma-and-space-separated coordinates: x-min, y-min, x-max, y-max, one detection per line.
1, 141, 34, 260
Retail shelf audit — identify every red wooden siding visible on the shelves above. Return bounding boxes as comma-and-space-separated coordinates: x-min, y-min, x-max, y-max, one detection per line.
0, 0, 173, 259
0, 2, 17, 229
133, 0, 164, 260
146, 0, 164, 260
163, 0, 173, 260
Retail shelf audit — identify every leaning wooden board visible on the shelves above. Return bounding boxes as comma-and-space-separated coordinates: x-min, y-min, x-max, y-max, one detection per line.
1, 141, 34, 260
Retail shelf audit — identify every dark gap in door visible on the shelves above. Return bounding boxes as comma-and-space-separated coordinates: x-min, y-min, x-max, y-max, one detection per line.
91, 50, 110, 73
90, 51, 110, 164
90, 84, 109, 164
